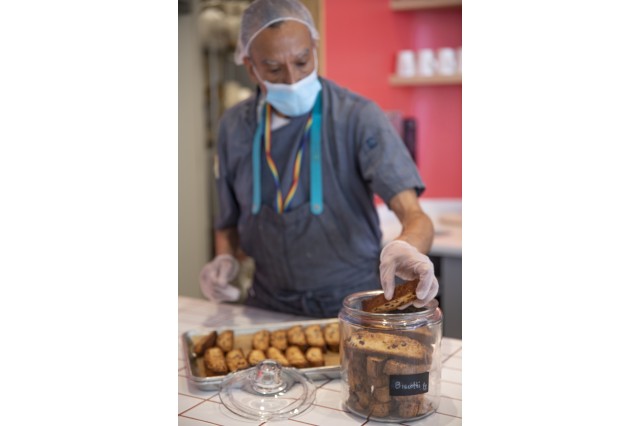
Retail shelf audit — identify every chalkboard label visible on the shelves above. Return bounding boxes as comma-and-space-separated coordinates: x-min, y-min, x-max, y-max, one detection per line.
389, 372, 429, 396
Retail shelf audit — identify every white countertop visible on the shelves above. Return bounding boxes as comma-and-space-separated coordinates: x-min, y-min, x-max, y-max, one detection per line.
377, 198, 462, 257
178, 296, 462, 425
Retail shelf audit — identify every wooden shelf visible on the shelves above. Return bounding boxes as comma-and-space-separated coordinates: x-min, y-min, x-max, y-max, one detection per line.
390, 0, 462, 10
389, 74, 461, 86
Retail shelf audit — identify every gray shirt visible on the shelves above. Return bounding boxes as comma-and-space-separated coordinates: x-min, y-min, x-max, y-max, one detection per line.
215, 77, 424, 317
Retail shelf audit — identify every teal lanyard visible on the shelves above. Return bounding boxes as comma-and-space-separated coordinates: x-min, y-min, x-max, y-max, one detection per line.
252, 94, 323, 215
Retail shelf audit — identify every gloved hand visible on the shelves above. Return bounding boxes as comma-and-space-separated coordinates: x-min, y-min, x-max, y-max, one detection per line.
379, 240, 439, 308
199, 254, 241, 302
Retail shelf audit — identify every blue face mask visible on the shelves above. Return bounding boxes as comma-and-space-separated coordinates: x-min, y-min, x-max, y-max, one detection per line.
254, 57, 322, 117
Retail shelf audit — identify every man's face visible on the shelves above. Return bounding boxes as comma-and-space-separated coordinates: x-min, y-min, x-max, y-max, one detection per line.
244, 20, 315, 90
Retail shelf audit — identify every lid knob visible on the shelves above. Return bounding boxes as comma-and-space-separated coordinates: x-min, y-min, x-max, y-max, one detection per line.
251, 360, 287, 395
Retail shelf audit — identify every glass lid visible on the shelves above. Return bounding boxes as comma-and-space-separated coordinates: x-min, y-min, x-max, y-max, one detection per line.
219, 359, 317, 421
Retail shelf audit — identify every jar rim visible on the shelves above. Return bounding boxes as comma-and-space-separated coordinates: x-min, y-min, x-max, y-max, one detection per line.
340, 290, 442, 326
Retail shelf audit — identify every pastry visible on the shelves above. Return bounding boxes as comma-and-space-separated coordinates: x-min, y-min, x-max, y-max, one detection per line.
285, 346, 308, 368
247, 349, 266, 366
323, 322, 340, 352
345, 330, 427, 361
193, 330, 217, 356
305, 347, 324, 367
269, 329, 288, 351
371, 401, 391, 417
394, 396, 431, 419
304, 324, 326, 349
361, 279, 419, 313
383, 358, 427, 375
216, 330, 234, 353
252, 330, 270, 351
225, 348, 249, 372
286, 325, 307, 348
204, 347, 228, 375
266, 347, 290, 367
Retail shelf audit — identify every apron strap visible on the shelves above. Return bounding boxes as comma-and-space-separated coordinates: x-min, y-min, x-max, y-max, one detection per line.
310, 93, 323, 215
252, 93, 323, 215
251, 106, 266, 214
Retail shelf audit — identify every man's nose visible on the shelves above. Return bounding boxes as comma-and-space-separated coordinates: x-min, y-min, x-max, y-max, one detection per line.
282, 64, 297, 85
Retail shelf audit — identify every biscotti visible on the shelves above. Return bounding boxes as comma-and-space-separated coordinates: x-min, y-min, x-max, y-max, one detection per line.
343, 328, 434, 420
189, 322, 340, 378
269, 329, 288, 351
285, 346, 308, 368
323, 322, 340, 352
204, 347, 228, 375
305, 347, 324, 367
225, 348, 249, 372
286, 325, 307, 348
252, 330, 270, 351
345, 330, 427, 361
247, 349, 266, 366
304, 324, 326, 350
216, 330, 234, 353
193, 330, 217, 356
266, 347, 290, 367
361, 279, 419, 313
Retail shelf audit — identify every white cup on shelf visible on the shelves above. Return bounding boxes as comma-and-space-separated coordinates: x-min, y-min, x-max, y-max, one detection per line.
417, 48, 436, 77
396, 50, 416, 78
436, 47, 457, 76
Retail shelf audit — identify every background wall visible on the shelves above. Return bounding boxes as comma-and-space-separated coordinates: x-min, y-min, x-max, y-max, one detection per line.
179, 1, 210, 298
323, 0, 462, 198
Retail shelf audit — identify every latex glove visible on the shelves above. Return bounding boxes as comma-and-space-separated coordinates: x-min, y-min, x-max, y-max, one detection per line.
379, 240, 439, 308
199, 254, 241, 302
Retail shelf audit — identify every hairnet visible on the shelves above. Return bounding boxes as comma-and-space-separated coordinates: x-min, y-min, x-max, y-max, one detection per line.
234, 0, 320, 65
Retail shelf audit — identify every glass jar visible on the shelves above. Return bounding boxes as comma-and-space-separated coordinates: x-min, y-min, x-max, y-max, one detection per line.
338, 290, 443, 422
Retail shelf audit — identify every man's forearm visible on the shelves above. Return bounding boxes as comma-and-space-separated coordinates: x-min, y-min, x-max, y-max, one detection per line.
215, 228, 239, 256
388, 190, 434, 254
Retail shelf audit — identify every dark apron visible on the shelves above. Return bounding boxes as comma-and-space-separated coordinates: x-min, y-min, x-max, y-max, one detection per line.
242, 92, 379, 317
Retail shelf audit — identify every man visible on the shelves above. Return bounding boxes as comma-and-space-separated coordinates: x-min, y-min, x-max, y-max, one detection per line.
200, 0, 438, 317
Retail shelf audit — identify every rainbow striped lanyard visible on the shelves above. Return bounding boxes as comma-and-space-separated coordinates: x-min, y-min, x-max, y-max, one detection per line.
252, 93, 323, 215
264, 102, 312, 213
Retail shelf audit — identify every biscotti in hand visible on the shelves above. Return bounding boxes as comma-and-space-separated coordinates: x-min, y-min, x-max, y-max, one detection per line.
361, 279, 419, 313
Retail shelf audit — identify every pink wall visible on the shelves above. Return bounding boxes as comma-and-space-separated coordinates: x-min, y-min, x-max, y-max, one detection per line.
323, 0, 462, 199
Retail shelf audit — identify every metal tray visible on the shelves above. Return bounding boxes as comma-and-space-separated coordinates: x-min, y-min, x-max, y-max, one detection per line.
182, 318, 341, 391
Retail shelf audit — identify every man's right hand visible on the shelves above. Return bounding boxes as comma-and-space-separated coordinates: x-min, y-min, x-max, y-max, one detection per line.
199, 254, 241, 302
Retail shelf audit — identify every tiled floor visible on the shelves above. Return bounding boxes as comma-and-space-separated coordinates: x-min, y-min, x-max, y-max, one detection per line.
178, 296, 462, 425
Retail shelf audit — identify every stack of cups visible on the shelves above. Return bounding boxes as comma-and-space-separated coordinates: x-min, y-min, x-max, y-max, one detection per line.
397, 47, 462, 77
417, 48, 436, 76
436, 47, 457, 76
396, 50, 417, 78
